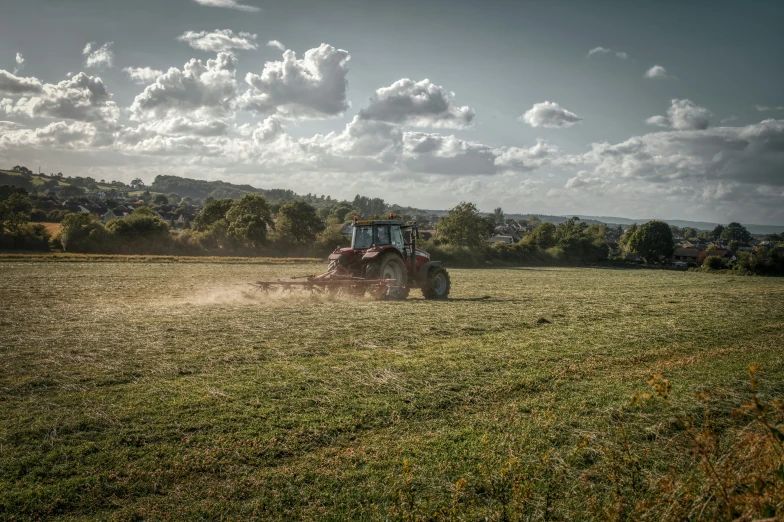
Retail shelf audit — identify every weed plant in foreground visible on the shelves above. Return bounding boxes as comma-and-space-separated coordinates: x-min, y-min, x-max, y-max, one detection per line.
0, 262, 783, 520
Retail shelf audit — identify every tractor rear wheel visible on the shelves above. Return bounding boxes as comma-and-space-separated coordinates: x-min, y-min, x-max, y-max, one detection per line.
422, 266, 451, 299
367, 253, 409, 300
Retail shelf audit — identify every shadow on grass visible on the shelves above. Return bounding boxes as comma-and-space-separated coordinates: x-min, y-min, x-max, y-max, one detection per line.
445, 296, 526, 303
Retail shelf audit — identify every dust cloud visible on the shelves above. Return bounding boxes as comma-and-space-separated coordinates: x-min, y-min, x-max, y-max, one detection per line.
182, 285, 366, 308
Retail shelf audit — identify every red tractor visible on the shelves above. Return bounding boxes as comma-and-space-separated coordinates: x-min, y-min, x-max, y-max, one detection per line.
252, 216, 450, 300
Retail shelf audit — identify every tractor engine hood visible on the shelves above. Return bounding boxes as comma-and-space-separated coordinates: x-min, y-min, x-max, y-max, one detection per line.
328, 247, 357, 263
361, 246, 385, 261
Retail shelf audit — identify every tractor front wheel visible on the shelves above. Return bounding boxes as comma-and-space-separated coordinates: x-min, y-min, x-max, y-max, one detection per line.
422, 266, 451, 299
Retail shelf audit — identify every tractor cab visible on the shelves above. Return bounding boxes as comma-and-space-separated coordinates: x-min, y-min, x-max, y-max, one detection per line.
350, 218, 430, 270
351, 220, 405, 252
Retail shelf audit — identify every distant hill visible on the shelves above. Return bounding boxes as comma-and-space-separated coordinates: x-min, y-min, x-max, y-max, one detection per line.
149, 175, 299, 203
571, 215, 784, 235
498, 213, 783, 235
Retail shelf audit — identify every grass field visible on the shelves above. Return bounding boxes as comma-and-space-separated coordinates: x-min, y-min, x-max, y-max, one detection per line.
1, 262, 783, 520
0, 170, 70, 187
29, 222, 61, 236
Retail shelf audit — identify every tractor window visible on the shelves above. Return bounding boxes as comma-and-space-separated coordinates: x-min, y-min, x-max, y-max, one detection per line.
374, 225, 391, 246
391, 226, 404, 250
352, 226, 373, 249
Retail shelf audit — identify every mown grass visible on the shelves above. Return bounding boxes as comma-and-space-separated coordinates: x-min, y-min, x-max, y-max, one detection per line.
1, 263, 782, 520
0, 253, 322, 264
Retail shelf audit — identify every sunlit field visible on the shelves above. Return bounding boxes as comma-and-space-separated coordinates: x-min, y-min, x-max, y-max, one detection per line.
2, 262, 783, 520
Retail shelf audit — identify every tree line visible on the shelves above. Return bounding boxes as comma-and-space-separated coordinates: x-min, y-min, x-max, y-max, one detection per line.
2, 183, 783, 274
54, 195, 350, 256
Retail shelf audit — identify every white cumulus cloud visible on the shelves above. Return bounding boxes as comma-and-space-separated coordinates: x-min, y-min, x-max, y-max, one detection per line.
0, 121, 107, 151
267, 40, 286, 51
238, 43, 351, 119
1, 71, 119, 123
553, 120, 784, 222
129, 52, 238, 120
177, 29, 258, 53
0, 70, 43, 95
521, 101, 582, 128
83, 42, 114, 69
574, 119, 784, 187
588, 47, 610, 57
358, 78, 474, 129
494, 139, 559, 171
587, 47, 629, 59
123, 67, 164, 84
191, 0, 260, 12
645, 99, 711, 130
14, 53, 25, 74
644, 65, 669, 79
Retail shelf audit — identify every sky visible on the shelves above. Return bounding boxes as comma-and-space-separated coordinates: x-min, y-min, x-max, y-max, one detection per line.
1, 0, 783, 224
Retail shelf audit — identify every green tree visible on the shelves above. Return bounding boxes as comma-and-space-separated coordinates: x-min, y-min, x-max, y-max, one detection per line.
59, 213, 110, 253
12, 165, 33, 175
618, 223, 638, 255
330, 202, 360, 223
492, 207, 504, 226
275, 201, 324, 244
194, 199, 234, 232
132, 206, 155, 216
681, 227, 698, 240
483, 216, 498, 237
154, 194, 169, 205
225, 194, 273, 249
352, 195, 386, 217
551, 218, 609, 264
627, 220, 674, 262
711, 224, 725, 240
703, 255, 724, 269
314, 223, 351, 255
727, 240, 740, 253
436, 202, 492, 248
0, 187, 32, 235
721, 222, 752, 243
60, 185, 85, 198
523, 222, 557, 249
554, 217, 588, 244
106, 212, 172, 253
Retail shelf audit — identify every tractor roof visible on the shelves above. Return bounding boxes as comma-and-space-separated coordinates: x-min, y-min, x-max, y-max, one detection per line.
353, 219, 404, 226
